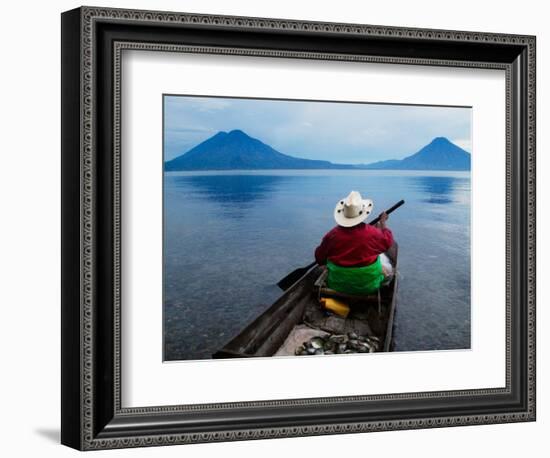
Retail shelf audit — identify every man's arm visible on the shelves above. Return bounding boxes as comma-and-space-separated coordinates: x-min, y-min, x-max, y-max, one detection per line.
314, 234, 330, 265
376, 211, 389, 230
374, 212, 394, 251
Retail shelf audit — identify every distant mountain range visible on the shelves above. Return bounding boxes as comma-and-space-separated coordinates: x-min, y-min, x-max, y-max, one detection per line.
165, 130, 470, 171
164, 130, 351, 171
360, 137, 470, 171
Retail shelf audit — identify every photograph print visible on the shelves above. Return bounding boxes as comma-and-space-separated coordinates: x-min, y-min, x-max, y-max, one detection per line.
163, 95, 471, 361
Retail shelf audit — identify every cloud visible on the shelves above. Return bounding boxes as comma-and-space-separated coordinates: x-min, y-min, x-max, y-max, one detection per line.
195, 98, 232, 112
450, 138, 472, 152
165, 126, 212, 135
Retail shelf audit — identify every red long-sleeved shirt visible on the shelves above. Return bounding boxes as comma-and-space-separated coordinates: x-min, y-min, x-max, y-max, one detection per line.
314, 223, 394, 267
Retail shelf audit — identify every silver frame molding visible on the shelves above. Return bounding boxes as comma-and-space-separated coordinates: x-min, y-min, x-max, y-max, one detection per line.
61, 6, 536, 450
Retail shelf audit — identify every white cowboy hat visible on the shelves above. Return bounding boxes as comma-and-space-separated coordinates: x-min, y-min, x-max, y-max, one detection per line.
334, 191, 374, 227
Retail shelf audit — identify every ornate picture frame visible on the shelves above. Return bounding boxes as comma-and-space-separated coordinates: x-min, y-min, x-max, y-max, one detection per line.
61, 6, 536, 450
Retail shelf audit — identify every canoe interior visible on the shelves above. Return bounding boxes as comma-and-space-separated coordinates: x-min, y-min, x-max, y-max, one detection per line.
213, 243, 398, 358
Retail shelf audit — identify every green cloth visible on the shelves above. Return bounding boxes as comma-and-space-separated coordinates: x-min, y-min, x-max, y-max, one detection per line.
326, 257, 384, 295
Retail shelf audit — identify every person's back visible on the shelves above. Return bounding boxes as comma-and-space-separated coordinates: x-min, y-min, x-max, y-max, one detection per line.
315, 191, 394, 295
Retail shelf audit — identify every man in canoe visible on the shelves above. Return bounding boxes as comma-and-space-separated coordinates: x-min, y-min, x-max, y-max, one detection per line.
314, 191, 394, 295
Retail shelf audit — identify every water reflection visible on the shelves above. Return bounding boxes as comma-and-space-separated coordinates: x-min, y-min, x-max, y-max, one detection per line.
409, 175, 465, 204
165, 174, 295, 220
168, 174, 289, 205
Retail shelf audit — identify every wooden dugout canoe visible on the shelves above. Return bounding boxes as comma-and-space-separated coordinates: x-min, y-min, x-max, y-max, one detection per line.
212, 243, 398, 358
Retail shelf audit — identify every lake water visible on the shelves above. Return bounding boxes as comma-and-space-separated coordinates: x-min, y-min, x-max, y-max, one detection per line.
163, 170, 471, 361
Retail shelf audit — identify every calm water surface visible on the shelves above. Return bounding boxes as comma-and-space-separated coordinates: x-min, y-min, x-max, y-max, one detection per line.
164, 170, 470, 360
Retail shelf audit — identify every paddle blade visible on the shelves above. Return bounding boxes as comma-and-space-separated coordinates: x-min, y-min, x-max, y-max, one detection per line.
277, 261, 317, 290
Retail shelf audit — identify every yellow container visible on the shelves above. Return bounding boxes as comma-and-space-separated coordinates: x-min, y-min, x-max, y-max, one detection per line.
320, 297, 350, 318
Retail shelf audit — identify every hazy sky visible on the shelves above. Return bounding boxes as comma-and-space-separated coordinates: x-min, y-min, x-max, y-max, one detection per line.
164, 95, 471, 164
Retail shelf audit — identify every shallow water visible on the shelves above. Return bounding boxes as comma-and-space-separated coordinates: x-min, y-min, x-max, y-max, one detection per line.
163, 170, 470, 361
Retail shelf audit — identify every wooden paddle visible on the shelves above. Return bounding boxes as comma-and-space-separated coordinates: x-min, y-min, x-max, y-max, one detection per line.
276, 199, 405, 291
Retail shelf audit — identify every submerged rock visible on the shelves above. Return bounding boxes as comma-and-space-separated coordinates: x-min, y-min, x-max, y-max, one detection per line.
296, 332, 380, 356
